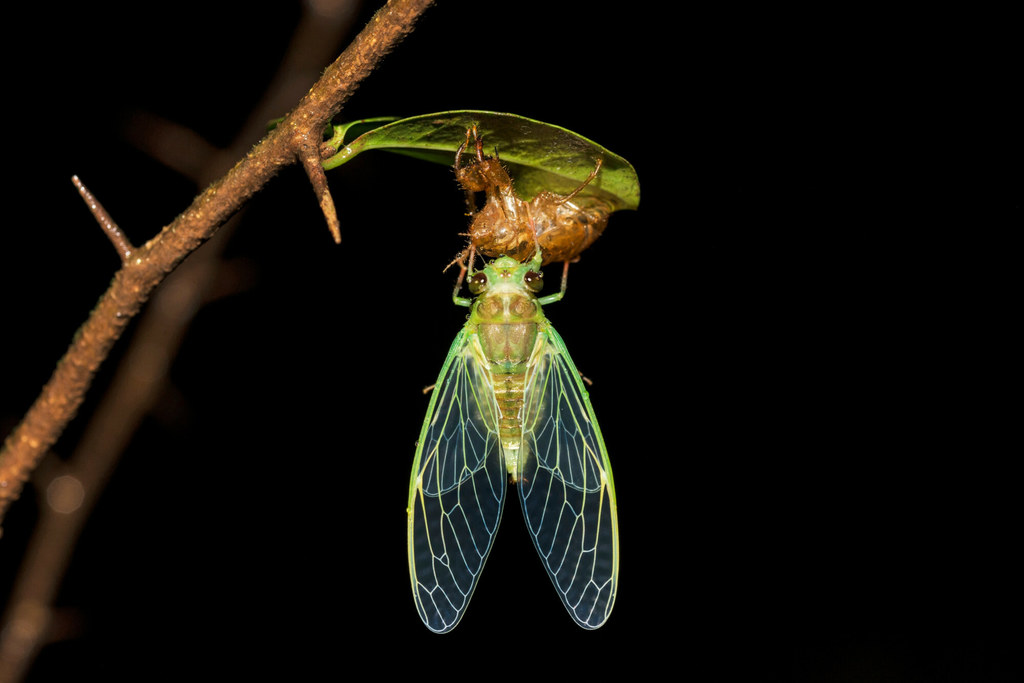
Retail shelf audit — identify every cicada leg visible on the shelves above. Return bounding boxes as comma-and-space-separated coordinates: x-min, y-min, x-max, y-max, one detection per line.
554, 158, 604, 205
449, 244, 476, 306
537, 259, 570, 305
520, 249, 571, 306
455, 126, 483, 215
453, 125, 480, 172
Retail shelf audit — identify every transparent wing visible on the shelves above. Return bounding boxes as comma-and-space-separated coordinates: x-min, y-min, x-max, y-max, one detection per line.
407, 329, 506, 633
519, 325, 619, 629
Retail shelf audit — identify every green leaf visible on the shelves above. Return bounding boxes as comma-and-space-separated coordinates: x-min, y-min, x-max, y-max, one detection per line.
322, 111, 640, 211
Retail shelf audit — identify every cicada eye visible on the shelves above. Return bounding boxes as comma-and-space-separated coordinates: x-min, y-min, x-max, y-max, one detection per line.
468, 272, 488, 294
524, 270, 544, 293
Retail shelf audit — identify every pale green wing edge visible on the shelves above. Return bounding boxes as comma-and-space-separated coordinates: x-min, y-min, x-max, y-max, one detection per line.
518, 324, 619, 629
407, 328, 506, 633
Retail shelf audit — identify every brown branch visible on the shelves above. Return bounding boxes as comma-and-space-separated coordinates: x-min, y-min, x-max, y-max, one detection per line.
0, 3, 361, 679
0, 0, 435, 527
0, 255, 221, 683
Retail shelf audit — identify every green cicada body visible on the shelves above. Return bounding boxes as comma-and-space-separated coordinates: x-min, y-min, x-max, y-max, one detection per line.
407, 253, 619, 633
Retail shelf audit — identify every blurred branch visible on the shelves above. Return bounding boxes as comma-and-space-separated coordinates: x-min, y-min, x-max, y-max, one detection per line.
0, 0, 434, 534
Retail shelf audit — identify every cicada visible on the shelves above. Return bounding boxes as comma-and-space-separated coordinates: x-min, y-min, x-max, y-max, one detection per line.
455, 127, 612, 266
407, 251, 619, 632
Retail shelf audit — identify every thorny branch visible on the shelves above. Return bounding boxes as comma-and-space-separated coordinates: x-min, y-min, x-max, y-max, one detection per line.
0, 0, 435, 525
0, 3, 374, 679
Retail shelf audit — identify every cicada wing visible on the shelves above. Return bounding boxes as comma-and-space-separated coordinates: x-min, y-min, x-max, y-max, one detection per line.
408, 329, 506, 633
519, 326, 619, 629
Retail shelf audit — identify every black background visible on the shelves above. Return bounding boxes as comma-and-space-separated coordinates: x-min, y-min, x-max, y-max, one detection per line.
1, 1, 1018, 680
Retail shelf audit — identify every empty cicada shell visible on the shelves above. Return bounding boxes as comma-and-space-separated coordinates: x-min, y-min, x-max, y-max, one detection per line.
455, 127, 611, 265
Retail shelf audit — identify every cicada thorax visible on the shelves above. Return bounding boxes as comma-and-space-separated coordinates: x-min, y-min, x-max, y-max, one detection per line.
455, 127, 610, 266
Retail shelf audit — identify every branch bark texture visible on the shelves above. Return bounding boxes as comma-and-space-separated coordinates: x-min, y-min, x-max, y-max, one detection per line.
0, 0, 435, 526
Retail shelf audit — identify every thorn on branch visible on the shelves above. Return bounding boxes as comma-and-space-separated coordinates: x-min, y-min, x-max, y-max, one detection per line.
298, 144, 341, 244
71, 176, 135, 264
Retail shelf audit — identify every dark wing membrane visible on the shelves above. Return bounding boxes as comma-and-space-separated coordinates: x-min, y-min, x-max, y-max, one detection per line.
519, 325, 619, 629
408, 330, 506, 633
